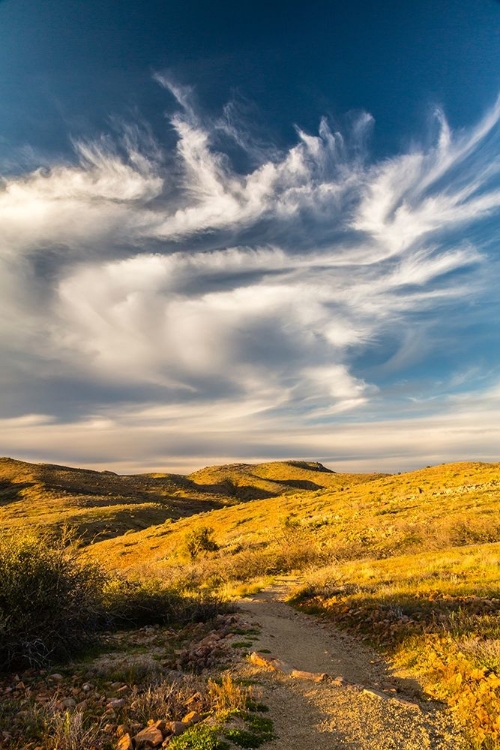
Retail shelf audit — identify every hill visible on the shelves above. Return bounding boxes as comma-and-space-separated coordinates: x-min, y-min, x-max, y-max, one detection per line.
87, 459, 500, 573
2, 456, 500, 746
85, 459, 500, 746
0, 457, 222, 541
0, 457, 380, 541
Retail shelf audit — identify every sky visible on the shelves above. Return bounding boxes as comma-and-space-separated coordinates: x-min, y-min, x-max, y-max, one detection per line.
1, 0, 500, 474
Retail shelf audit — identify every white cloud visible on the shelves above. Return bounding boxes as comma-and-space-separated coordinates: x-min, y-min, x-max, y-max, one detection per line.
1, 83, 500, 469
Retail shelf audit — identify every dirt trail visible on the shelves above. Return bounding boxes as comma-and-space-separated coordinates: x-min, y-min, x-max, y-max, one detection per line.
236, 578, 467, 749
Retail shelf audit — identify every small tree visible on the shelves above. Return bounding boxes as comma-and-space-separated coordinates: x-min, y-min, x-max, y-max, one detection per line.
184, 526, 219, 560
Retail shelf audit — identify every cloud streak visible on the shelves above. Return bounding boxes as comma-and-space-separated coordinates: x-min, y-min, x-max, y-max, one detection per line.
1, 81, 500, 471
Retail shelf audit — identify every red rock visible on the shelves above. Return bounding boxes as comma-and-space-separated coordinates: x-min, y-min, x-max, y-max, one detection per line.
134, 725, 164, 747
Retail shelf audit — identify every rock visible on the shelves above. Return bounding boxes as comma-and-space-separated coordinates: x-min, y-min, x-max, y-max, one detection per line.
117, 733, 133, 750
392, 697, 421, 710
62, 697, 76, 708
182, 711, 200, 725
363, 688, 389, 700
107, 698, 126, 709
49, 673, 64, 681
249, 652, 292, 673
134, 725, 164, 748
290, 669, 328, 682
149, 720, 168, 734
331, 676, 347, 686
169, 721, 188, 736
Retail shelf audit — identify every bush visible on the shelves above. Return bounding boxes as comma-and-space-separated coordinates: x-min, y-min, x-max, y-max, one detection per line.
0, 532, 227, 670
184, 527, 219, 560
104, 577, 225, 628
0, 532, 107, 669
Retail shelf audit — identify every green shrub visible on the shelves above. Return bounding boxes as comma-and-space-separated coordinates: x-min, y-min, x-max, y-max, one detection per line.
0, 532, 107, 669
185, 527, 219, 560
104, 577, 224, 627
0, 532, 227, 670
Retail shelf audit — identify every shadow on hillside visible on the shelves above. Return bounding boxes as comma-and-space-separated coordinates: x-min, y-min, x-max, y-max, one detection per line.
283, 479, 322, 491
193, 483, 277, 501
0, 480, 36, 505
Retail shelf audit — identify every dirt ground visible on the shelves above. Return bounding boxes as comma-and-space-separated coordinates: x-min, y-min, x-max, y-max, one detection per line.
236, 579, 468, 749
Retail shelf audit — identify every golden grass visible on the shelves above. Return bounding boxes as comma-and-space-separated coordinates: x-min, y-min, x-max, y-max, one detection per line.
291, 544, 500, 749
3, 456, 500, 746
82, 459, 500, 748
86, 460, 500, 575
0, 457, 376, 542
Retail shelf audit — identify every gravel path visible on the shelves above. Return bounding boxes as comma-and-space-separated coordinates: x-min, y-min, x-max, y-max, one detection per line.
236, 578, 467, 749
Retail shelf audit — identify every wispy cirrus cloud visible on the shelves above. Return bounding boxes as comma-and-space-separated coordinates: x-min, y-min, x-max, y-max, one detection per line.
1, 79, 500, 471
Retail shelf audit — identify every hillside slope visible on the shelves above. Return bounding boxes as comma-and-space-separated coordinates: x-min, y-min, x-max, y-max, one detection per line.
88, 460, 500, 572
0, 457, 379, 541
0, 457, 223, 541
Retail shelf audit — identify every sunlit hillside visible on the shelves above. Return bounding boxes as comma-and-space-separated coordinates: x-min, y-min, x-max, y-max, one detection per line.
87, 460, 500, 573
0, 457, 227, 541
0, 457, 380, 542
2, 456, 500, 747
84, 459, 500, 747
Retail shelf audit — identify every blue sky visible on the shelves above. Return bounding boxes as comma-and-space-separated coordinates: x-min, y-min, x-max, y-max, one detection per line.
1, 0, 500, 473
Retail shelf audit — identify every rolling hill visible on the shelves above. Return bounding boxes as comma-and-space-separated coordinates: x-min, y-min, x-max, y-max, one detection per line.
0, 457, 380, 542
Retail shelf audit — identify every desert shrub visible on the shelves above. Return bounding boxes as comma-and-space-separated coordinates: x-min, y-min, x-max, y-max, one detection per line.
104, 576, 225, 628
402, 635, 500, 749
184, 526, 219, 559
0, 532, 107, 669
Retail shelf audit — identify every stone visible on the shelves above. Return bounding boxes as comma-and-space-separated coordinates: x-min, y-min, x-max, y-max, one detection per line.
363, 688, 389, 700
182, 710, 200, 725
249, 651, 292, 673
392, 697, 421, 710
169, 721, 188, 736
107, 698, 126, 709
49, 674, 63, 681
150, 720, 168, 734
290, 669, 328, 682
331, 676, 347, 686
134, 725, 164, 748
117, 733, 133, 750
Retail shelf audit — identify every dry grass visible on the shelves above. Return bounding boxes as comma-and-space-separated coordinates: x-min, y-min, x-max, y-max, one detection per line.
3, 457, 500, 747
86, 460, 500, 580
291, 544, 500, 749
0, 457, 376, 543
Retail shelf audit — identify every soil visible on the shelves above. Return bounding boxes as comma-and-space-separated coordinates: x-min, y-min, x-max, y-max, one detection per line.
236, 578, 468, 749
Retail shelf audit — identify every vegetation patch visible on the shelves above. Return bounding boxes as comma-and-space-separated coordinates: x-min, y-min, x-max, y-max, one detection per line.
291, 544, 500, 749
224, 712, 275, 747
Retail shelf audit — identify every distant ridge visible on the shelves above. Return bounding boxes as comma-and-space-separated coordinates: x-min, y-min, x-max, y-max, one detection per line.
0, 456, 382, 541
